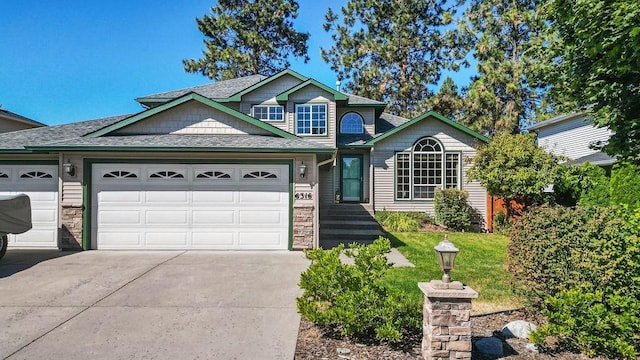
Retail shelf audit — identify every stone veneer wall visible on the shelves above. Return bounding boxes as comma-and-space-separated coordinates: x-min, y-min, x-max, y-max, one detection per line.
60, 205, 83, 250
419, 282, 477, 360
292, 205, 313, 249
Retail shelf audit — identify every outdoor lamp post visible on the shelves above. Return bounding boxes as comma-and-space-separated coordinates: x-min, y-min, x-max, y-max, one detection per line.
433, 234, 459, 283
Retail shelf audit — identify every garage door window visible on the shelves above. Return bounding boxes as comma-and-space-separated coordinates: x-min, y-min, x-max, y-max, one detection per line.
242, 171, 278, 179
0, 172, 8, 179
103, 170, 138, 179
20, 171, 53, 179
149, 170, 185, 179
195, 170, 232, 179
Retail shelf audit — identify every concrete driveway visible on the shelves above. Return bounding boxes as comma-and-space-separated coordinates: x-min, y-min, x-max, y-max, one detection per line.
0, 249, 309, 360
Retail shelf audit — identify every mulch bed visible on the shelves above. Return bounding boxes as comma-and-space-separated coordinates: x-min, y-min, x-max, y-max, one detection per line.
295, 309, 605, 359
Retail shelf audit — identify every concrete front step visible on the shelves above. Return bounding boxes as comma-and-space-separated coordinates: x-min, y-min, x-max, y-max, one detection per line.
319, 239, 376, 249
320, 214, 376, 221
321, 220, 381, 230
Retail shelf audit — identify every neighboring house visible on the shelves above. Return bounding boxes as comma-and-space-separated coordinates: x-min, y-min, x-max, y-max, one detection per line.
0, 69, 488, 252
0, 108, 45, 132
529, 112, 616, 166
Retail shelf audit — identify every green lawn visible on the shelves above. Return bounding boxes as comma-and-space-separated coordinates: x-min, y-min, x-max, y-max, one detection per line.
382, 231, 520, 313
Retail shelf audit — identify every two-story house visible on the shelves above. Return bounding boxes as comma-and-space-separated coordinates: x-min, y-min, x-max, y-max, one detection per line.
0, 69, 488, 252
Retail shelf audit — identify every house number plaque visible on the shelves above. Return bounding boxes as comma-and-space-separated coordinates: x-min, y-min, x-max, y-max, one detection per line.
294, 192, 312, 200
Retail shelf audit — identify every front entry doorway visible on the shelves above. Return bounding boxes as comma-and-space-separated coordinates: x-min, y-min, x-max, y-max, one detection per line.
341, 155, 363, 202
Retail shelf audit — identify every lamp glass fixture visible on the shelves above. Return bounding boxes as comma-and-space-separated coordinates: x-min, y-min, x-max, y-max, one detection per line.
434, 234, 459, 283
63, 162, 75, 176
298, 162, 307, 178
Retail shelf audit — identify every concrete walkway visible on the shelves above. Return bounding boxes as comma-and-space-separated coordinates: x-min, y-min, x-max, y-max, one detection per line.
0, 249, 309, 360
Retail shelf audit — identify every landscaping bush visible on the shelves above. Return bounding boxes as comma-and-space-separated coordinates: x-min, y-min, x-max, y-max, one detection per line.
375, 211, 432, 232
508, 205, 640, 309
509, 205, 640, 357
297, 237, 420, 342
531, 290, 640, 359
609, 162, 640, 210
434, 188, 471, 231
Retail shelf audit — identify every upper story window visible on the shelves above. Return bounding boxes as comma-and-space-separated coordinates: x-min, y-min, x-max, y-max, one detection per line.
252, 105, 284, 121
296, 104, 327, 136
340, 112, 364, 134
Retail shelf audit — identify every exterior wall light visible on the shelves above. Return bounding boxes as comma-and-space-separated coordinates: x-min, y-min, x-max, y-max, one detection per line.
298, 162, 307, 179
63, 162, 76, 177
434, 234, 459, 283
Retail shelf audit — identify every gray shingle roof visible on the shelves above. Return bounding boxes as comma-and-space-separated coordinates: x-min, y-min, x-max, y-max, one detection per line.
33, 134, 334, 151
0, 115, 130, 150
346, 94, 387, 106
0, 109, 46, 127
137, 75, 268, 101
376, 112, 411, 134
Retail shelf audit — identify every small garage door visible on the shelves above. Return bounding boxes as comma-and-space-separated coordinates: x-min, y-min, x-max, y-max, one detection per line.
92, 164, 290, 250
0, 164, 58, 247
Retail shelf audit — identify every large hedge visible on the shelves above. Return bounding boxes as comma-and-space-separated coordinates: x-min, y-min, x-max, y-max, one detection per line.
508, 205, 640, 358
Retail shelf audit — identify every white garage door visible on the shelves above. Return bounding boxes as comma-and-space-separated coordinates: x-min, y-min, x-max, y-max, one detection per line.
0, 164, 58, 247
92, 164, 290, 250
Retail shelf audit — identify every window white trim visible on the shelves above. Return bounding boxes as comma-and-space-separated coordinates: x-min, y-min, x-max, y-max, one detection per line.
251, 104, 284, 122
340, 112, 364, 134
295, 103, 328, 136
395, 137, 461, 201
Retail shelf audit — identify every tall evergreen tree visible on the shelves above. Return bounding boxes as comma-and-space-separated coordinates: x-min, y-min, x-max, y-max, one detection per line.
184, 0, 309, 80
425, 77, 465, 120
459, 0, 548, 135
321, 0, 466, 117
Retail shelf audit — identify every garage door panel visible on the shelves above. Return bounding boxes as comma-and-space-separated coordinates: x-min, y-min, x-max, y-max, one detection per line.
239, 191, 283, 203
192, 232, 235, 247
98, 191, 141, 203
9, 229, 57, 245
238, 231, 283, 247
193, 210, 234, 225
239, 210, 282, 225
145, 232, 188, 247
99, 210, 141, 225
99, 232, 142, 248
145, 191, 188, 203
192, 191, 234, 203
31, 209, 57, 223
93, 163, 290, 250
145, 210, 188, 225
20, 191, 57, 202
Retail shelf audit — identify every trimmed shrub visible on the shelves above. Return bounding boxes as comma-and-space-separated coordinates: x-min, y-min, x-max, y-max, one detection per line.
508, 205, 640, 309
609, 162, 640, 210
375, 211, 433, 232
509, 205, 640, 357
531, 290, 640, 359
297, 237, 420, 342
434, 188, 471, 231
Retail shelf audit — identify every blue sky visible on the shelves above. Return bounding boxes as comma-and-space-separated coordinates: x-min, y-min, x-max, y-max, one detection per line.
1, 1, 474, 125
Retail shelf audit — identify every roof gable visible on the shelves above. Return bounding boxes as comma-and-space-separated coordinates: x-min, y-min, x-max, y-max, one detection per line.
367, 111, 489, 145
276, 79, 348, 102
226, 69, 308, 102
87, 93, 297, 139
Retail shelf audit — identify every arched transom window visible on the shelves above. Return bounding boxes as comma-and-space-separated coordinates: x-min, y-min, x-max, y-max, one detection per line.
340, 112, 364, 134
395, 137, 461, 200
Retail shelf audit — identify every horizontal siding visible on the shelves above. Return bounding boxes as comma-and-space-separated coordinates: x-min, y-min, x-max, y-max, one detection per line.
372, 117, 487, 226
319, 164, 335, 206
538, 117, 612, 160
115, 101, 272, 136
61, 181, 82, 206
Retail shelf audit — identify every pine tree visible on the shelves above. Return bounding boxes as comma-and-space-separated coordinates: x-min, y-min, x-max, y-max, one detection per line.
321, 0, 466, 117
459, 0, 548, 135
184, 0, 309, 80
425, 77, 465, 120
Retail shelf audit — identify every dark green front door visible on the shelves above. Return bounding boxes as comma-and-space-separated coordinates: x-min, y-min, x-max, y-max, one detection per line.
341, 155, 362, 202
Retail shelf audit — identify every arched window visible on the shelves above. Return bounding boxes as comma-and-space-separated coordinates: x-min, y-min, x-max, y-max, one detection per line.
395, 137, 460, 200
340, 112, 364, 134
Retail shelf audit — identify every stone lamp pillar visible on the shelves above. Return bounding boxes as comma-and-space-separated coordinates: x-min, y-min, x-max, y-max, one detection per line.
418, 281, 478, 360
